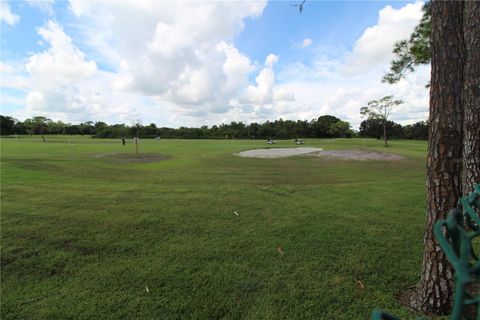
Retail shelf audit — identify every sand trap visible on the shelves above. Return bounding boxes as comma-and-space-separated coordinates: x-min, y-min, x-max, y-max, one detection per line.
310, 150, 405, 161
236, 147, 323, 158
93, 153, 167, 163
236, 148, 405, 160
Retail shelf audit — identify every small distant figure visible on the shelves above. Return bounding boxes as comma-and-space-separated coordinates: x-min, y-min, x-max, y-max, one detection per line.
121, 137, 126, 146
291, 0, 306, 13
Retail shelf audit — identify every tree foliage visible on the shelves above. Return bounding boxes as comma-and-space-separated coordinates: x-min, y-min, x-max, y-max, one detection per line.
360, 95, 403, 121
382, 1, 431, 84
1, 114, 430, 140
360, 95, 403, 146
0, 115, 355, 140
0, 116, 15, 135
358, 118, 406, 140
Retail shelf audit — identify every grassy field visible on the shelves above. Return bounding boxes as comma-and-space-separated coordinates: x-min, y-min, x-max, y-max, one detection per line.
1, 136, 429, 319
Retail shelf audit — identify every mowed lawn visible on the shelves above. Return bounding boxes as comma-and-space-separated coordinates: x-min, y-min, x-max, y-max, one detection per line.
1, 136, 428, 319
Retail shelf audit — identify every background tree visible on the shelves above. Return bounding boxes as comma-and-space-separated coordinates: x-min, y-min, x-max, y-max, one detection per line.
2, 114, 434, 140
78, 121, 95, 135
313, 115, 340, 138
22, 118, 34, 136
24, 116, 50, 142
94, 121, 108, 132
0, 116, 16, 135
327, 120, 352, 138
359, 118, 404, 140
402, 121, 429, 140
13, 120, 27, 135
360, 95, 403, 147
129, 120, 143, 137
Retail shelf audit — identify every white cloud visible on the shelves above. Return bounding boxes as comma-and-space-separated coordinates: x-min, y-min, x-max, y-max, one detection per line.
12, 1, 291, 126
218, 42, 254, 96
278, 54, 341, 82
244, 54, 289, 106
274, 1, 428, 129
0, 1, 20, 26
302, 38, 312, 47
272, 2, 430, 129
22, 20, 102, 118
278, 63, 429, 129
1, 93, 25, 106
342, 1, 424, 75
0, 62, 32, 90
265, 53, 278, 67
26, 20, 97, 84
0, 61, 15, 74
26, 0, 56, 15
4, 0, 428, 129
63, 0, 291, 123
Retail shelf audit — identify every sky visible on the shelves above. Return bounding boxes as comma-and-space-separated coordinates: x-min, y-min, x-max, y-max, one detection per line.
0, 0, 430, 130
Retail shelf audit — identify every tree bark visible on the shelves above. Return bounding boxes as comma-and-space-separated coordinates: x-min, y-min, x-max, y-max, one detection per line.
410, 0, 464, 314
462, 1, 480, 195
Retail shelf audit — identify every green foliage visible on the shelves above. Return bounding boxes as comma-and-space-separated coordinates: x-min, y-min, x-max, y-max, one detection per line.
382, 2, 431, 84
327, 120, 353, 138
402, 121, 428, 140
359, 119, 405, 139
1, 136, 428, 319
0, 116, 15, 135
361, 96, 404, 146
1, 115, 429, 141
360, 96, 403, 122
359, 118, 427, 141
313, 115, 353, 138
0, 115, 355, 140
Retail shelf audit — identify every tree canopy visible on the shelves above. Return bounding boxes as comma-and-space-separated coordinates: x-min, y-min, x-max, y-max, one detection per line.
360, 95, 403, 146
382, 1, 431, 84
1, 114, 429, 141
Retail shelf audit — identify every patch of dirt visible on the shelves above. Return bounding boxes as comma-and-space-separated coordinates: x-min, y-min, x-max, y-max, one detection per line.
93, 153, 167, 163
310, 149, 406, 161
236, 147, 323, 158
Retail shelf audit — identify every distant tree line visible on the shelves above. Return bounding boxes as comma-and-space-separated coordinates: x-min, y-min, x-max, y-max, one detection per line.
358, 118, 429, 140
0, 115, 428, 140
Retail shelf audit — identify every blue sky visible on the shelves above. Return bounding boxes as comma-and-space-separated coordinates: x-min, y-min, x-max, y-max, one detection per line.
237, 1, 395, 62
0, 0, 429, 129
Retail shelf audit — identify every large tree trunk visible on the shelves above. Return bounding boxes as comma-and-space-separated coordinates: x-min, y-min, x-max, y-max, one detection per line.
410, 0, 465, 314
462, 1, 480, 194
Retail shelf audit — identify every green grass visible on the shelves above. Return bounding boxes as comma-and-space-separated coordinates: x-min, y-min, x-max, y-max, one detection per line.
1, 136, 429, 319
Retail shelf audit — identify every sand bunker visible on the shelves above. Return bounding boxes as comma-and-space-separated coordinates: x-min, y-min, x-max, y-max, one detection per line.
236, 148, 405, 160
237, 147, 323, 158
93, 153, 167, 163
311, 150, 405, 161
